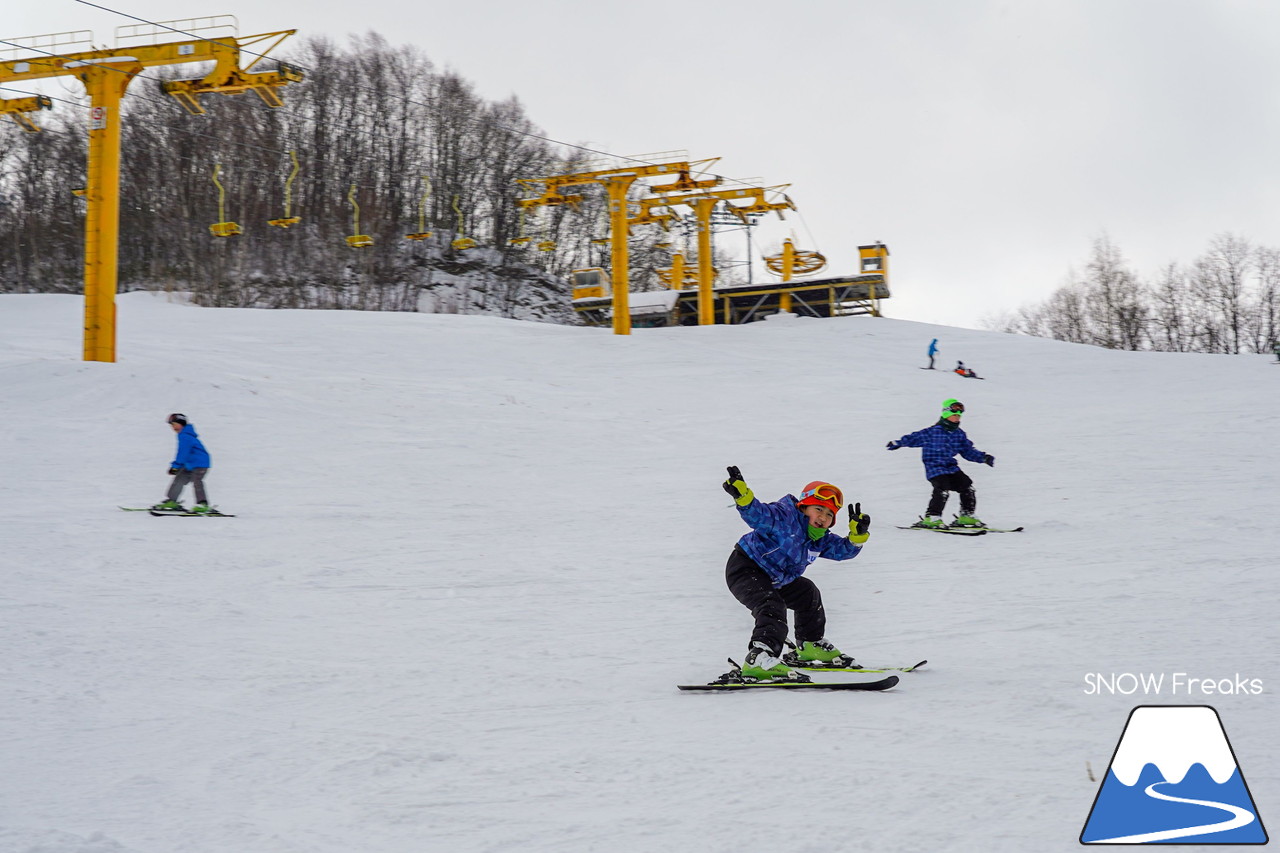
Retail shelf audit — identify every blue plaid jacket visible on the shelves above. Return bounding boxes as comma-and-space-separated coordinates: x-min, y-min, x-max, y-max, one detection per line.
894, 423, 986, 480
735, 495, 862, 588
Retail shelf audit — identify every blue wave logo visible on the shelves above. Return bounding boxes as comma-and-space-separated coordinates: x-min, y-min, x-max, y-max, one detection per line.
1081, 706, 1267, 844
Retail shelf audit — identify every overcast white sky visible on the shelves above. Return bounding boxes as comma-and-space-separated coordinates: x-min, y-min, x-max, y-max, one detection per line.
6, 0, 1279, 329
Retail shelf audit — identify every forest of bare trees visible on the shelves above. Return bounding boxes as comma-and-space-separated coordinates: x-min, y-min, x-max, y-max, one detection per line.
0, 33, 686, 320
988, 234, 1280, 354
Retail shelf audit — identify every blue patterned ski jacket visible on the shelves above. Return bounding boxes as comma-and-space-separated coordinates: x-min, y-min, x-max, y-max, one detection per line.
735, 495, 862, 588
893, 422, 986, 480
171, 424, 211, 470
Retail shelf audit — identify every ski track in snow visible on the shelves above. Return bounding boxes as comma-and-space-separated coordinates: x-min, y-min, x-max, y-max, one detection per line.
1, 292, 1277, 853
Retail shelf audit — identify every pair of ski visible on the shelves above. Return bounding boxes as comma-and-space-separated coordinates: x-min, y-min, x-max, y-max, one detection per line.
119, 506, 236, 518
897, 523, 1022, 536
678, 658, 926, 692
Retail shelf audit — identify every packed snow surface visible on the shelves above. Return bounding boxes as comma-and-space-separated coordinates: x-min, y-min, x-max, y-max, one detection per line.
2, 292, 1276, 852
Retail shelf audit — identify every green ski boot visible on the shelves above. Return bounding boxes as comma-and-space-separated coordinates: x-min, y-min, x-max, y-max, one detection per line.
952, 514, 985, 528
912, 515, 948, 529
741, 643, 805, 682
151, 499, 185, 511
787, 639, 861, 669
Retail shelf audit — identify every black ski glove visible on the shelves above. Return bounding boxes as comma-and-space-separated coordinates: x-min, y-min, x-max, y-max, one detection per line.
168, 466, 181, 475
983, 454, 995, 467
848, 502, 871, 544
722, 466, 753, 506
886, 441, 900, 450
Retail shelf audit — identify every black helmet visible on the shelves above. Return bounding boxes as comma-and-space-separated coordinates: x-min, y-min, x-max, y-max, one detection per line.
167, 413, 188, 426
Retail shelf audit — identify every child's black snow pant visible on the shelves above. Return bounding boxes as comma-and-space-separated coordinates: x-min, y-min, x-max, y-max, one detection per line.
927, 471, 975, 517
725, 546, 825, 656
167, 467, 209, 504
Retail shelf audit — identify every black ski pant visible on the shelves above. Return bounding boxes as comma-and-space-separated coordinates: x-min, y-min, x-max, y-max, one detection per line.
725, 546, 825, 656
167, 467, 209, 504
927, 471, 975, 517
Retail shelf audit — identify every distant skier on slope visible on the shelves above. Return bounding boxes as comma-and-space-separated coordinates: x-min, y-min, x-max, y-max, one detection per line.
954, 360, 983, 379
152, 413, 214, 513
886, 399, 994, 529
720, 467, 871, 682
925, 338, 939, 369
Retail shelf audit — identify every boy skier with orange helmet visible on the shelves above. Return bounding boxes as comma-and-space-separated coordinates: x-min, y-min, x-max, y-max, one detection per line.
721, 466, 872, 682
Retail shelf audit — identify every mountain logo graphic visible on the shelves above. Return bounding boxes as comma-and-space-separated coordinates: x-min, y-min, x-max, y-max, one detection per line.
1081, 705, 1268, 844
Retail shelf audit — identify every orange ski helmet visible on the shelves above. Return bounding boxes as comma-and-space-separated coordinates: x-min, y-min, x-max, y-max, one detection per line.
796, 481, 844, 514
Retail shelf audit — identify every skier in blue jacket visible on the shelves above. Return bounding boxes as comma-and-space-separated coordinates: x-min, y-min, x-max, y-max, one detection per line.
721, 466, 871, 681
887, 399, 994, 529
926, 338, 939, 369
152, 413, 214, 513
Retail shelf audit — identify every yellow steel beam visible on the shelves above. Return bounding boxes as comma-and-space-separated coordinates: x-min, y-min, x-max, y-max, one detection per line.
0, 94, 52, 131
516, 158, 718, 195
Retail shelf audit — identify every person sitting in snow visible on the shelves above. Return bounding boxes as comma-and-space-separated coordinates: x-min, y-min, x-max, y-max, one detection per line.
720, 467, 871, 682
152, 413, 214, 513
886, 399, 994, 529
954, 360, 982, 379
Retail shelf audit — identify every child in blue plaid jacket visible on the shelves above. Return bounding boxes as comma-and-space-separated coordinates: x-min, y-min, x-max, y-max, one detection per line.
887, 399, 994, 528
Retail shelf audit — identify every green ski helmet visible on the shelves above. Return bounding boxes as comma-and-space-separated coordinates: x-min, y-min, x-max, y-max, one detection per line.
941, 399, 964, 419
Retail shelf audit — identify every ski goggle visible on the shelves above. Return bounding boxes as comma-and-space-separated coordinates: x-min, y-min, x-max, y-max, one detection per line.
942, 401, 964, 416
799, 483, 844, 511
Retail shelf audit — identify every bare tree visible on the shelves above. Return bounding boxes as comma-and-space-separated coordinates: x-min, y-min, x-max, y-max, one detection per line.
1191, 233, 1253, 353
1248, 245, 1280, 353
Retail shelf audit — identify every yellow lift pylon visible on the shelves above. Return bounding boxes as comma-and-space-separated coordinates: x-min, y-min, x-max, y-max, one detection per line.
656, 252, 700, 290
515, 158, 719, 335
0, 23, 302, 362
643, 184, 795, 325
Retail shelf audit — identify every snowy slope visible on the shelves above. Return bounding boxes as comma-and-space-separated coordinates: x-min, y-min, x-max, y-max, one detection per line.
1, 292, 1276, 853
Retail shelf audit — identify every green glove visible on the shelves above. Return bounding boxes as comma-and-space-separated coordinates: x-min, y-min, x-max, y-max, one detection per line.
848, 501, 871, 545
722, 465, 753, 507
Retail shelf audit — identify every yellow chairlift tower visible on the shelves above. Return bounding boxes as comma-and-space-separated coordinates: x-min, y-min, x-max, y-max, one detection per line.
0, 18, 302, 362
644, 183, 795, 325
516, 157, 719, 336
